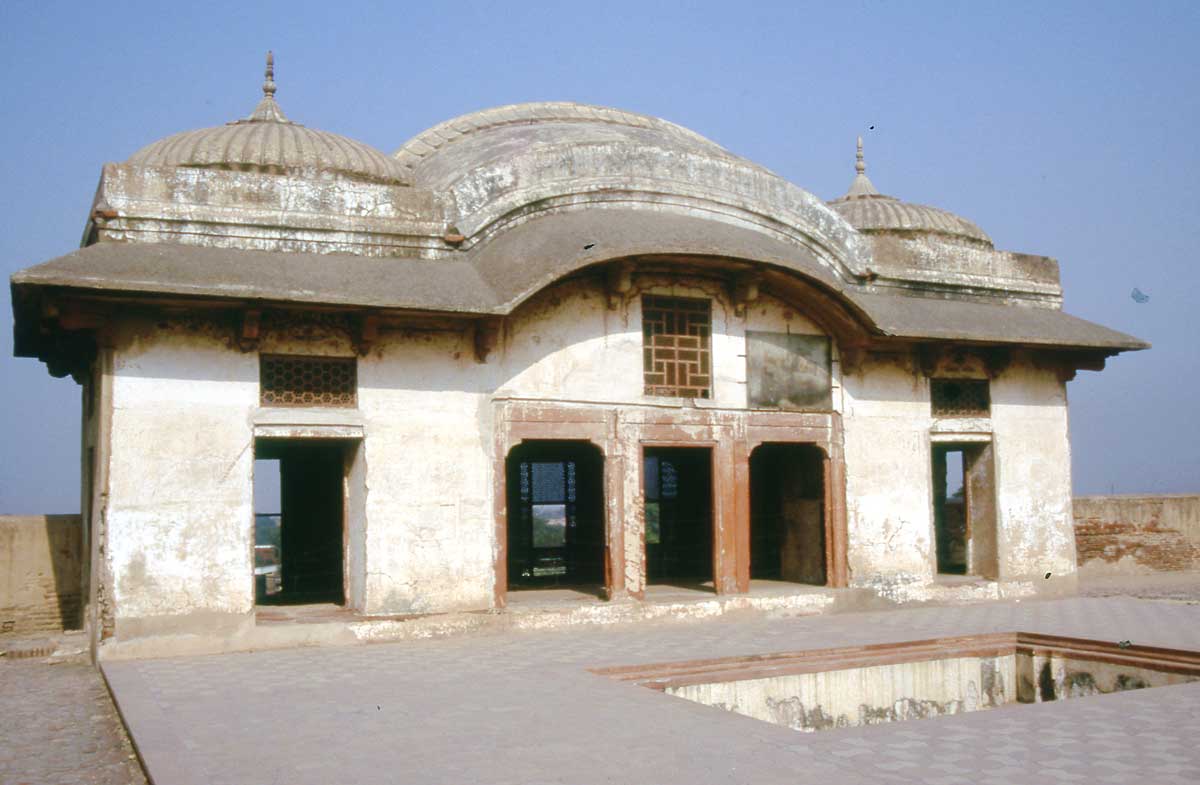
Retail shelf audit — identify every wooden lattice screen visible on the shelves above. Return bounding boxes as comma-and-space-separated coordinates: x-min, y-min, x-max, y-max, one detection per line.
930, 378, 990, 417
260, 354, 357, 407
642, 296, 712, 398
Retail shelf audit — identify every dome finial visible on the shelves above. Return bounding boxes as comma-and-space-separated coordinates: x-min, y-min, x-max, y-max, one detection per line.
239, 51, 291, 125
841, 134, 879, 199
263, 51, 276, 98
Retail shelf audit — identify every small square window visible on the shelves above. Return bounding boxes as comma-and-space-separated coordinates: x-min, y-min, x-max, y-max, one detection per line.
931, 379, 990, 417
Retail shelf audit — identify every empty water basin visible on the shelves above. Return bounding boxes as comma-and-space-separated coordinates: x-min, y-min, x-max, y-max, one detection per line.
593, 632, 1200, 733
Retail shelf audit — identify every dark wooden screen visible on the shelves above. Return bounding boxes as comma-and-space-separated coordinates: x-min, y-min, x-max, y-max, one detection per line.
931, 379, 990, 417
260, 355, 357, 407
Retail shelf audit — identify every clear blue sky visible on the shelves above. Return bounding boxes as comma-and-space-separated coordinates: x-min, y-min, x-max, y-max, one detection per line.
2, 0, 1196, 513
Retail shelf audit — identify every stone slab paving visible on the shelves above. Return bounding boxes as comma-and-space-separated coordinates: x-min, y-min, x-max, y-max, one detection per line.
1079, 570, 1200, 603
1, 656, 147, 785
102, 596, 1200, 785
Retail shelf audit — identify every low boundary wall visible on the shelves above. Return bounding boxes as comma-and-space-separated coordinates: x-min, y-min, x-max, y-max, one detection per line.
1074, 495, 1200, 574
1, 515, 83, 636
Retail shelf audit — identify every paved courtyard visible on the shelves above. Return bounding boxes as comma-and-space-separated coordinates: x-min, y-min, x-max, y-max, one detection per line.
99, 594, 1200, 785
0, 654, 145, 785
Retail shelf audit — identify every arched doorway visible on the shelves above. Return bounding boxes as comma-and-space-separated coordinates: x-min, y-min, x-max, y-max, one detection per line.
506, 441, 606, 594
749, 443, 827, 586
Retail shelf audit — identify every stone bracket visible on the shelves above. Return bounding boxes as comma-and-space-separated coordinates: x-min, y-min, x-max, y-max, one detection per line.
474, 317, 503, 363
354, 314, 380, 356
606, 261, 635, 310
238, 309, 262, 353
732, 273, 761, 316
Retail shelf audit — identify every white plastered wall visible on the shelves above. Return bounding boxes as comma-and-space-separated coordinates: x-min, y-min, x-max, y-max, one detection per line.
498, 276, 827, 408
841, 353, 1079, 589
105, 321, 258, 637
356, 329, 494, 614
989, 364, 1077, 580
97, 274, 1078, 633
840, 358, 935, 586
98, 277, 849, 628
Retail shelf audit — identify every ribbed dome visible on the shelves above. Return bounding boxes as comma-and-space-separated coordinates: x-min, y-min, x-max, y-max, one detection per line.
828, 138, 992, 248
127, 54, 408, 186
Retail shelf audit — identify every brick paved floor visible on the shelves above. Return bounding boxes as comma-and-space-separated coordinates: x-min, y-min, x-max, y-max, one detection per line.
0, 656, 146, 785
102, 595, 1200, 785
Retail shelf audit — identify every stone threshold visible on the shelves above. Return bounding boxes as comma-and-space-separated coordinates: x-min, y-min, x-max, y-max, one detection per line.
96, 577, 1061, 660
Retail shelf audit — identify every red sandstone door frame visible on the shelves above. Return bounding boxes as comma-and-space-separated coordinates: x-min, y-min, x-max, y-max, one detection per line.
492, 400, 849, 609
492, 405, 621, 608
744, 440, 847, 589
638, 439, 731, 594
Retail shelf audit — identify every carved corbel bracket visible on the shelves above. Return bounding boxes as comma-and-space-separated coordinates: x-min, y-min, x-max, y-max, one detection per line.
474, 317, 503, 364
733, 273, 762, 317
981, 347, 1012, 379
916, 344, 940, 377
354, 314, 380, 356
238, 309, 262, 353
606, 261, 635, 310
839, 344, 868, 375
1055, 352, 1108, 383
36, 299, 108, 383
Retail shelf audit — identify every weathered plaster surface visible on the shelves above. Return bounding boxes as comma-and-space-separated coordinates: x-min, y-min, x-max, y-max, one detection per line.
357, 330, 494, 614
841, 359, 934, 586
864, 234, 1062, 303
1074, 494, 1200, 573
96, 164, 446, 259
105, 323, 257, 632
91, 277, 1083, 646
668, 654, 1015, 732
990, 366, 1077, 580
500, 279, 825, 409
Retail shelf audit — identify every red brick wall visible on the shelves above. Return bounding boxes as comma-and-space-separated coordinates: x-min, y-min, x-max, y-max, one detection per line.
1074, 495, 1200, 573
0, 515, 83, 636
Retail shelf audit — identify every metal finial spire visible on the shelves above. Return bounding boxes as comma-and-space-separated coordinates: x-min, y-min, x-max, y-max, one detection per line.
842, 135, 879, 199
263, 51, 276, 98
237, 50, 291, 124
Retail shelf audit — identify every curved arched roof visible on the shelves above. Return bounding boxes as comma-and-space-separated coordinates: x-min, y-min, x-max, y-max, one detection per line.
392, 102, 871, 284
393, 101, 735, 185
11, 94, 1150, 370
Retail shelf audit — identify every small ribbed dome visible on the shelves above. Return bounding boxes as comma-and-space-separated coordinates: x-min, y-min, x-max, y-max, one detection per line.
828, 138, 991, 248
127, 53, 409, 186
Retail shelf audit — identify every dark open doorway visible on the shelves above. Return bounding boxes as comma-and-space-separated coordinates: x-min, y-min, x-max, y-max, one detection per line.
749, 444, 827, 585
506, 441, 606, 594
932, 442, 998, 578
643, 447, 714, 588
254, 439, 350, 605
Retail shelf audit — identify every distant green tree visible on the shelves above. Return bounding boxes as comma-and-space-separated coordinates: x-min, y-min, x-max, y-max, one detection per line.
532, 507, 566, 548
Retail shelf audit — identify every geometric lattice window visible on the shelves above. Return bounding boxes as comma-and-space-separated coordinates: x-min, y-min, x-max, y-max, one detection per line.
260, 354, 357, 407
642, 296, 711, 399
930, 378, 990, 417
